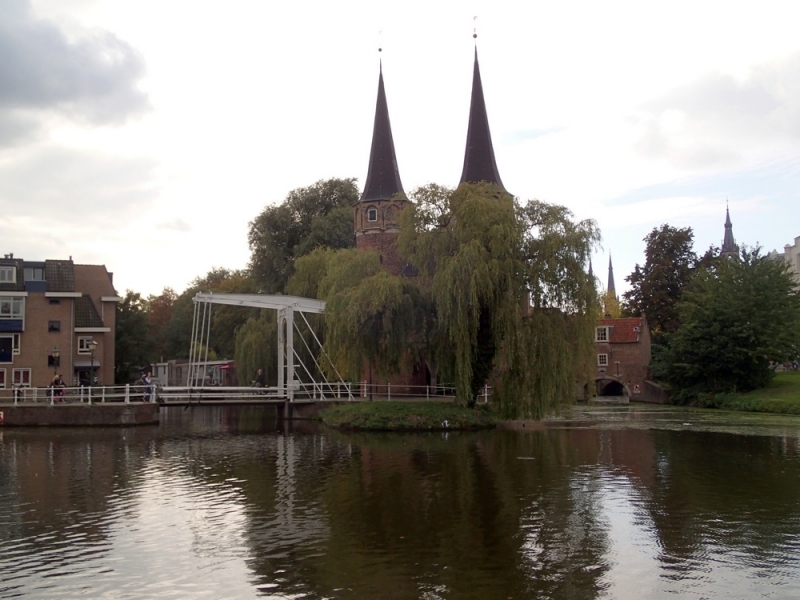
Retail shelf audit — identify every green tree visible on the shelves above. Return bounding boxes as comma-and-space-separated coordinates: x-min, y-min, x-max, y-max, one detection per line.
144, 287, 177, 360
623, 225, 697, 333
164, 268, 258, 359
248, 178, 359, 293
115, 290, 154, 383
654, 248, 800, 399
297, 183, 599, 417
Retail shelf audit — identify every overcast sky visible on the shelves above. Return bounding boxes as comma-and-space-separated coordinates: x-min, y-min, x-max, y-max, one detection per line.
3, 0, 799, 298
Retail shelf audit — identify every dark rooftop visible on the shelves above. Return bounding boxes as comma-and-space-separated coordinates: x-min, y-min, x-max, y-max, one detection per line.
460, 47, 505, 191
360, 62, 406, 203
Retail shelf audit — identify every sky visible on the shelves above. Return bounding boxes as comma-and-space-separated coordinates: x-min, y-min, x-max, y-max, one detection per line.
2, 0, 800, 298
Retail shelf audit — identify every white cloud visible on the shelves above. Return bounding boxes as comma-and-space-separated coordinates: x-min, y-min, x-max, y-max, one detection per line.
635, 53, 800, 169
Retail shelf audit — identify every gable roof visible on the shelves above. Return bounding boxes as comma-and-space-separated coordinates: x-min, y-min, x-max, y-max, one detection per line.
45, 260, 75, 292
75, 294, 104, 327
597, 317, 643, 343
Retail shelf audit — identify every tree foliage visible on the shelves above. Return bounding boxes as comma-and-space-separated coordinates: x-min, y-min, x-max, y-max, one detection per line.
654, 248, 800, 399
115, 290, 154, 383
293, 183, 599, 418
623, 225, 697, 333
248, 178, 359, 293
144, 287, 177, 360
163, 268, 258, 360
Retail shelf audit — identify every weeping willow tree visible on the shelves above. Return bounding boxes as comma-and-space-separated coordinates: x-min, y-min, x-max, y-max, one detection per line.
234, 314, 277, 386
288, 248, 426, 381
397, 183, 600, 418
281, 182, 598, 418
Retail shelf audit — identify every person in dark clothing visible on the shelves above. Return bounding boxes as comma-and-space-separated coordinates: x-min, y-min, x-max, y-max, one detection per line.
253, 369, 265, 388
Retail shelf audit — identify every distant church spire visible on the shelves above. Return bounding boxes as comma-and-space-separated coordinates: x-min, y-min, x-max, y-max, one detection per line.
607, 255, 617, 299
459, 41, 505, 191
588, 257, 594, 280
720, 204, 739, 258
361, 59, 405, 202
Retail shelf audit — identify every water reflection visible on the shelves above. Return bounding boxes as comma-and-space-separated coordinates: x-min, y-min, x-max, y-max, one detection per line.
0, 406, 799, 599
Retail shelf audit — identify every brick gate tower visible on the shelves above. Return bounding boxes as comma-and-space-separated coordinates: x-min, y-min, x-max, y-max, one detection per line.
353, 61, 411, 276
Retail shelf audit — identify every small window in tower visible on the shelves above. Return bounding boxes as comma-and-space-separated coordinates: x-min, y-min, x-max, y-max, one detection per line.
48, 320, 60, 332
367, 208, 378, 222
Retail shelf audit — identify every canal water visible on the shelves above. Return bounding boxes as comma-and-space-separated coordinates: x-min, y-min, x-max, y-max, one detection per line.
1, 405, 799, 599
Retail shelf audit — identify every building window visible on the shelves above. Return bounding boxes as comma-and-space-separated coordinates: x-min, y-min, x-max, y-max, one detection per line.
367, 207, 378, 222
0, 297, 24, 319
24, 267, 44, 281
597, 353, 609, 367
12, 333, 20, 355
595, 326, 609, 342
78, 336, 94, 354
48, 320, 61, 332
49, 299, 61, 305
12, 368, 31, 387
0, 266, 15, 283
0, 368, 5, 388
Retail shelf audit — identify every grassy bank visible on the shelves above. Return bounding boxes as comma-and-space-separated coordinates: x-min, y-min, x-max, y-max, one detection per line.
320, 401, 496, 431
694, 371, 800, 414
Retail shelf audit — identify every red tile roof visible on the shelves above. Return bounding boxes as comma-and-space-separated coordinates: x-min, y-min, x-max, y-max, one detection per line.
597, 317, 643, 343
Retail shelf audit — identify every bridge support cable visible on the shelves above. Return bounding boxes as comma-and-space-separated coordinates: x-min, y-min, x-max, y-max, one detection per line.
187, 300, 200, 386
189, 293, 341, 400
297, 310, 353, 400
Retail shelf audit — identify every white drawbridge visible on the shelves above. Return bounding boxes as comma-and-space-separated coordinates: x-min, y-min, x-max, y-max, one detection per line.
186, 292, 354, 401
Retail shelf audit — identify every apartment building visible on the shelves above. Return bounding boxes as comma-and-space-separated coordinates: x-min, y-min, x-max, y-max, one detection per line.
0, 253, 120, 389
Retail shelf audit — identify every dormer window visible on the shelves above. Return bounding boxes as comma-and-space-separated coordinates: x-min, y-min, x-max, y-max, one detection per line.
0, 266, 15, 283
367, 207, 378, 222
595, 326, 609, 342
24, 267, 44, 281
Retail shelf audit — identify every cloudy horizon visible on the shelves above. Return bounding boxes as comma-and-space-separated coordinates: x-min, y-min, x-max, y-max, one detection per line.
2, 0, 799, 298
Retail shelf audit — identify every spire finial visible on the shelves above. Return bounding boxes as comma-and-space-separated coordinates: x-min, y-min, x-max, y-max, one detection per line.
473, 16, 478, 40
378, 29, 382, 54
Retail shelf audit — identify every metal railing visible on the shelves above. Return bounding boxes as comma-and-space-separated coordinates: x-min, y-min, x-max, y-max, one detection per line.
0, 384, 158, 405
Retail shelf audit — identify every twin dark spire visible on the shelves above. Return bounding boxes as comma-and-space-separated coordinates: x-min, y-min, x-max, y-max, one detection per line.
460, 48, 505, 190
361, 62, 406, 202
361, 47, 504, 199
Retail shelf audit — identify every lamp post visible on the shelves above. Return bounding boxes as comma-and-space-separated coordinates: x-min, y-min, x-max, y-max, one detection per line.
87, 339, 97, 386
52, 347, 60, 375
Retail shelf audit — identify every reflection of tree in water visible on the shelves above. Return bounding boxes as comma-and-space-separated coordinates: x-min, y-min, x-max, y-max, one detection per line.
643, 431, 800, 574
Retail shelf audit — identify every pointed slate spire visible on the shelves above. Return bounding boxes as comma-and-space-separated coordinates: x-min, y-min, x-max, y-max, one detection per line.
607, 255, 617, 299
460, 47, 505, 190
588, 257, 594, 280
721, 206, 739, 258
361, 62, 405, 202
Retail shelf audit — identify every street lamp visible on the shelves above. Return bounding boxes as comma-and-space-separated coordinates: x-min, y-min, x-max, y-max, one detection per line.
87, 339, 97, 386
52, 347, 60, 375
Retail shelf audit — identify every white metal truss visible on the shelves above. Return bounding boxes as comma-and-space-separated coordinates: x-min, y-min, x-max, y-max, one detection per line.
189, 292, 351, 401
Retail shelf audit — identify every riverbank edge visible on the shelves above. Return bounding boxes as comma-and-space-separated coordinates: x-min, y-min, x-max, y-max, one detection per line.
0, 403, 160, 426
680, 372, 800, 415
319, 401, 496, 431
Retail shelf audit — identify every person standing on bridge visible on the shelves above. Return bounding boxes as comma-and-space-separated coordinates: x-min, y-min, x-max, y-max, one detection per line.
143, 372, 153, 402
253, 369, 265, 388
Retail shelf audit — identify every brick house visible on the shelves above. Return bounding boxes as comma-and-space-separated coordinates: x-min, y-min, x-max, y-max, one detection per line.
593, 315, 652, 399
0, 254, 121, 390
